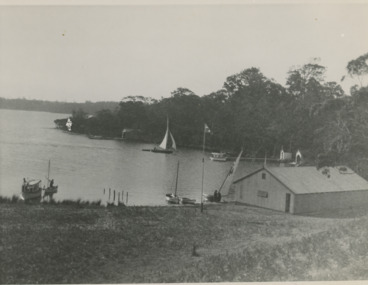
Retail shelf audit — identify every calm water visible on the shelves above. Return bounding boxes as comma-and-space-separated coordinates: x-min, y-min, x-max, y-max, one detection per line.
0, 109, 263, 205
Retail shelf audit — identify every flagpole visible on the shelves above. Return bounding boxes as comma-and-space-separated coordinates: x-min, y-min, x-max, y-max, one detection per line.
201, 125, 206, 213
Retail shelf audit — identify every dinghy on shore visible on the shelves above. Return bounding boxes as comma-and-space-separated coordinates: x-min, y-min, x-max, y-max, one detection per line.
21, 179, 42, 201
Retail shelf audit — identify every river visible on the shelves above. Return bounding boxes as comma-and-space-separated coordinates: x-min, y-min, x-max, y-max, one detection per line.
0, 109, 264, 205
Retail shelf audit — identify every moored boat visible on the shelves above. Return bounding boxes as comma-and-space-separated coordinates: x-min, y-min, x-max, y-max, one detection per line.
166, 193, 180, 204
44, 160, 58, 199
165, 161, 196, 205
180, 197, 196, 205
166, 161, 180, 204
209, 152, 228, 162
21, 179, 42, 201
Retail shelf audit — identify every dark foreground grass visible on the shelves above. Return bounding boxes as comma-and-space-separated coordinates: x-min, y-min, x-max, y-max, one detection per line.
1, 198, 368, 283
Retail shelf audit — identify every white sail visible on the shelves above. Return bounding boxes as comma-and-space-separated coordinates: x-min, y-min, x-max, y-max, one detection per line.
159, 128, 169, 149
219, 149, 243, 196
158, 117, 176, 151
170, 132, 177, 150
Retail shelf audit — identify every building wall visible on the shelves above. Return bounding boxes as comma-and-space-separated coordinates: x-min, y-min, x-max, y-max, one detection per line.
235, 170, 295, 213
294, 190, 368, 214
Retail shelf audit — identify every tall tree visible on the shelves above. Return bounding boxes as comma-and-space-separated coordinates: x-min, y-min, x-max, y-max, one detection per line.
286, 60, 345, 152
346, 52, 368, 88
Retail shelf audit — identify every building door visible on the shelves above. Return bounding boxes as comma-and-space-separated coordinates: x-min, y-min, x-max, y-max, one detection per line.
285, 193, 291, 213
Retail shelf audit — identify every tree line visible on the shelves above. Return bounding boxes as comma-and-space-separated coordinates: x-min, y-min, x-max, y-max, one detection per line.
7, 53, 368, 176
0, 98, 119, 114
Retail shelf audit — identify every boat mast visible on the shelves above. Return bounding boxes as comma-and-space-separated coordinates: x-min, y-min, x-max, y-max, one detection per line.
219, 149, 243, 195
201, 124, 207, 213
159, 117, 169, 150
218, 170, 230, 193
174, 161, 179, 196
47, 160, 51, 187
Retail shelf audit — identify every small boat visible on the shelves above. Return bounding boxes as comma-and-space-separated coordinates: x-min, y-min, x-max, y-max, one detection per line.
166, 193, 180, 204
148, 117, 177, 154
21, 178, 42, 201
44, 160, 58, 199
165, 161, 196, 205
166, 161, 180, 204
180, 197, 196, 205
210, 152, 228, 162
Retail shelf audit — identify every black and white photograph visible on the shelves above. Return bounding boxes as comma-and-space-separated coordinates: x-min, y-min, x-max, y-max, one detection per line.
1, 0, 368, 283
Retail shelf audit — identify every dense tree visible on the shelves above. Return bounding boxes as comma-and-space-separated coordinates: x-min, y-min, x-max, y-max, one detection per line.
346, 52, 368, 87
285, 60, 346, 153
0, 97, 118, 114
48, 51, 368, 178
70, 108, 87, 133
117, 98, 148, 130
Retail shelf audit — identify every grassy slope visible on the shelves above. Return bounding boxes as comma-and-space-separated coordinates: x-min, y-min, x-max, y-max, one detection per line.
1, 201, 368, 283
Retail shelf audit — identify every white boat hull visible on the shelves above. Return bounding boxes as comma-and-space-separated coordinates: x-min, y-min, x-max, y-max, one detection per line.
210, 152, 228, 162
166, 194, 180, 204
209, 156, 227, 162
22, 179, 42, 201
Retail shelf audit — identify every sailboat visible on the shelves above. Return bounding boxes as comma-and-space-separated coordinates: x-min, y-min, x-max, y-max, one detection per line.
204, 149, 243, 202
151, 118, 177, 154
165, 161, 196, 205
21, 178, 42, 201
166, 161, 180, 204
44, 160, 58, 199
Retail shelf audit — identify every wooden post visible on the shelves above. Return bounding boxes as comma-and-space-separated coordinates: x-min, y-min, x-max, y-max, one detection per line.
103, 188, 105, 194
118, 192, 120, 205
109, 188, 111, 202
113, 190, 116, 202
126, 192, 129, 205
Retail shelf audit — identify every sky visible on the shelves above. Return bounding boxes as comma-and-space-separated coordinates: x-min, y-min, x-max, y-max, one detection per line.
0, 1, 367, 103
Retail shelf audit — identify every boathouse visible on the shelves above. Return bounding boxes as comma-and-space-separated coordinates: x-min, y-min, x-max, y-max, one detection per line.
233, 165, 368, 214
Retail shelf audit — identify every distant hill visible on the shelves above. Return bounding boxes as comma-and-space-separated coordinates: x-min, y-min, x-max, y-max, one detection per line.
0, 97, 119, 115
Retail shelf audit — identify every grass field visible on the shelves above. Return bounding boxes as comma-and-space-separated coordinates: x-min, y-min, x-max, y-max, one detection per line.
1, 197, 368, 283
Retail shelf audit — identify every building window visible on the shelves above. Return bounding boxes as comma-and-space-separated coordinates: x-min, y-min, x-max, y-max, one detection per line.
262, 173, 266, 179
257, 190, 268, 198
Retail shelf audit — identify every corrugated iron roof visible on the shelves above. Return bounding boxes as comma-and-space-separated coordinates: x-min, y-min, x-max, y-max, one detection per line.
235, 166, 368, 194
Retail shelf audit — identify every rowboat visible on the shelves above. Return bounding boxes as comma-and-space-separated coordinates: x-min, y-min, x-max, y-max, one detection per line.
209, 152, 228, 162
